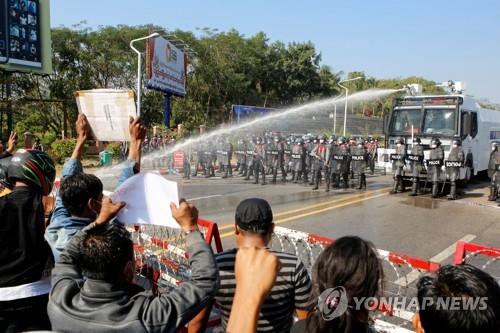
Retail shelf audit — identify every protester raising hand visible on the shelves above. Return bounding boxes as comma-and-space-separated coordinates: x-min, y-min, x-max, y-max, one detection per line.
226, 247, 281, 333
6, 131, 18, 154
128, 116, 147, 171
71, 114, 91, 160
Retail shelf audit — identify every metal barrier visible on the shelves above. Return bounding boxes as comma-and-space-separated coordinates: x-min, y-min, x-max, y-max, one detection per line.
453, 241, 500, 282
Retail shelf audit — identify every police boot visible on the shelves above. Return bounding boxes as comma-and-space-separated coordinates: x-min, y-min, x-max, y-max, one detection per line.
261, 173, 266, 185
361, 174, 367, 190
333, 174, 339, 188
253, 171, 259, 184
431, 182, 439, 198
312, 177, 319, 190
410, 179, 418, 196
448, 182, 457, 200
398, 179, 405, 193
272, 174, 277, 184
325, 182, 330, 192
309, 172, 315, 186
390, 178, 399, 194
357, 174, 363, 190
228, 165, 233, 177
222, 168, 228, 179
488, 185, 497, 201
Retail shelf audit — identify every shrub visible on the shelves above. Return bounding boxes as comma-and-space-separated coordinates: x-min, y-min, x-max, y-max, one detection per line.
106, 142, 121, 159
51, 139, 78, 164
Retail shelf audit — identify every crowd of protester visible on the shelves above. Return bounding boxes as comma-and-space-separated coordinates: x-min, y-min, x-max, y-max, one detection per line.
0, 115, 499, 333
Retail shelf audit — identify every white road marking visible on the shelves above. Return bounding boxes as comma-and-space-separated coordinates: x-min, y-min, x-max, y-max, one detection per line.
187, 194, 223, 201
374, 319, 414, 333
394, 234, 476, 286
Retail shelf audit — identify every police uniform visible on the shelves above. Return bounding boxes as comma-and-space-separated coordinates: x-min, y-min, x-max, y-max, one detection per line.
487, 142, 500, 201
311, 137, 329, 191
351, 140, 367, 190
446, 139, 464, 200
408, 138, 424, 196
390, 139, 407, 194
427, 138, 444, 198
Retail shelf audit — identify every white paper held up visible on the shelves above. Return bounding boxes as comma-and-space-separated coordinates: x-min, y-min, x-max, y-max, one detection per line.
75, 89, 136, 142
111, 173, 180, 228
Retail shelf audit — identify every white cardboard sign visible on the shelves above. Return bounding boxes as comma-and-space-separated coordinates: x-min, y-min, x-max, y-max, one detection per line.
111, 173, 180, 228
75, 89, 136, 141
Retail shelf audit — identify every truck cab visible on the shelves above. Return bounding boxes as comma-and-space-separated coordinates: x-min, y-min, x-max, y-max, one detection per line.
377, 92, 498, 182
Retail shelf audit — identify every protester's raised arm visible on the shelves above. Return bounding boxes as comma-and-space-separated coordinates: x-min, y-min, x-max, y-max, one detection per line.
71, 114, 91, 161
127, 116, 146, 172
226, 247, 280, 333
6, 131, 17, 154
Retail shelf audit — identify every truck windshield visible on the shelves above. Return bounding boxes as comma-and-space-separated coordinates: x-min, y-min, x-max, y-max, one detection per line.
389, 108, 421, 134
422, 108, 456, 135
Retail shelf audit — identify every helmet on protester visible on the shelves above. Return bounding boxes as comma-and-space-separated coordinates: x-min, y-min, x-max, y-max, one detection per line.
7, 149, 56, 195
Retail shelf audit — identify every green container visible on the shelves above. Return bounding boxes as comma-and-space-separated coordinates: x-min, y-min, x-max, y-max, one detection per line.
100, 150, 113, 167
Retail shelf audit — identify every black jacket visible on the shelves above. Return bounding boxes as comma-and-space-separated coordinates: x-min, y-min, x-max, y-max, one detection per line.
48, 223, 220, 333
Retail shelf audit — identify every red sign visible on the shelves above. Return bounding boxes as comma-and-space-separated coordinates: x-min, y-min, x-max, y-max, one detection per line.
173, 151, 184, 168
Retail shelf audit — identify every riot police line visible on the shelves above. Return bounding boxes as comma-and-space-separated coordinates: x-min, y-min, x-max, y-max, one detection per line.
184, 133, 380, 192
389, 136, 464, 199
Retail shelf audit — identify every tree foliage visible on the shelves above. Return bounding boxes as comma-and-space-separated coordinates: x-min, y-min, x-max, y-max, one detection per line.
6, 25, 441, 141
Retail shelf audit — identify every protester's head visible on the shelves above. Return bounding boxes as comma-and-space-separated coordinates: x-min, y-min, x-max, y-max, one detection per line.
306, 236, 383, 333
60, 173, 103, 218
78, 223, 135, 282
413, 264, 500, 333
7, 149, 55, 195
234, 198, 274, 245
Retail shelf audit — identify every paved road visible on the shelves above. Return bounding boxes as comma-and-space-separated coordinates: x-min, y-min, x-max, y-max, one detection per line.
101, 169, 499, 271
107, 170, 496, 264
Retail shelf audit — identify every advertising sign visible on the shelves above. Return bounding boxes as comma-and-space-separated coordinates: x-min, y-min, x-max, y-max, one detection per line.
232, 105, 277, 123
146, 36, 187, 96
0, 0, 52, 73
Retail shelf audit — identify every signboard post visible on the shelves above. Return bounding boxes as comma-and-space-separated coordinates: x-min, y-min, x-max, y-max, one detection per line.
146, 35, 187, 127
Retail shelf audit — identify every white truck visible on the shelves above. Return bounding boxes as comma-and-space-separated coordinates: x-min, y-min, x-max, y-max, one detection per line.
377, 83, 500, 182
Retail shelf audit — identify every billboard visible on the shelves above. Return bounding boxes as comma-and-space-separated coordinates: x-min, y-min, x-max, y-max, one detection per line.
146, 36, 187, 96
232, 105, 277, 123
0, 0, 52, 74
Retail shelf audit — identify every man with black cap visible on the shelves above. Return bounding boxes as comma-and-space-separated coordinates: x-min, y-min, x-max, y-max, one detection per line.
188, 198, 311, 333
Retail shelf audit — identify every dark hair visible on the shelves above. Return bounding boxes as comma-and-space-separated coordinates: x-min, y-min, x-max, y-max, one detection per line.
60, 173, 103, 215
305, 236, 383, 333
417, 264, 500, 333
78, 223, 134, 281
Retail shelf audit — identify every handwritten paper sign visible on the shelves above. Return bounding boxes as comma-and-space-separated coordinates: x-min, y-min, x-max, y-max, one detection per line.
75, 89, 136, 141
111, 173, 180, 228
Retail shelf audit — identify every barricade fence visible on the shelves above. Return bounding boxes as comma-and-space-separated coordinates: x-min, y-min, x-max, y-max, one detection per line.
122, 221, 500, 333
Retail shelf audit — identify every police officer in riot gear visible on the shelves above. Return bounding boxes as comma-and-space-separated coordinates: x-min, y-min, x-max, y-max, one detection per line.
204, 140, 216, 178
326, 135, 338, 191
235, 138, 247, 175
271, 136, 287, 184
334, 136, 350, 189
192, 141, 205, 177
216, 137, 225, 175
253, 136, 266, 185
291, 137, 305, 183
221, 137, 233, 179
487, 142, 500, 202
244, 137, 256, 180
390, 137, 407, 194
351, 138, 367, 190
366, 136, 378, 175
427, 137, 444, 198
408, 137, 424, 196
311, 135, 329, 191
446, 138, 465, 200
284, 137, 292, 176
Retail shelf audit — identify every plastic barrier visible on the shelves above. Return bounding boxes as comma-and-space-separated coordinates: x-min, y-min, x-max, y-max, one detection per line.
453, 241, 500, 283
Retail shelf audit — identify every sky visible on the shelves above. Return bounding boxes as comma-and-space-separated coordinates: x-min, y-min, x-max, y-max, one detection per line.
51, 0, 500, 103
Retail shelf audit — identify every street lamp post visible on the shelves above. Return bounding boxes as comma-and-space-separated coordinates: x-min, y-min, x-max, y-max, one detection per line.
338, 77, 363, 137
130, 33, 160, 117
